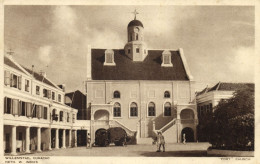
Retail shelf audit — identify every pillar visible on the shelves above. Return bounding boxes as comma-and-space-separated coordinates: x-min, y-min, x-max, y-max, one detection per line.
74, 130, 77, 147
48, 128, 52, 150
68, 130, 72, 148
11, 126, 17, 155
55, 129, 59, 149
37, 127, 42, 152
25, 127, 30, 153
62, 129, 66, 149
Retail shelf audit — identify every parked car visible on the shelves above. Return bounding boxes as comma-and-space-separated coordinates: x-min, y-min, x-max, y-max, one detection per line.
95, 129, 109, 147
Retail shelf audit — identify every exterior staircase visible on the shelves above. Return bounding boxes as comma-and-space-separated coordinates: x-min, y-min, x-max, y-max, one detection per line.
109, 120, 136, 137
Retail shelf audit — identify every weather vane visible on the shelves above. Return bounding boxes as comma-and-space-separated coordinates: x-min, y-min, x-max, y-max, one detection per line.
132, 9, 139, 20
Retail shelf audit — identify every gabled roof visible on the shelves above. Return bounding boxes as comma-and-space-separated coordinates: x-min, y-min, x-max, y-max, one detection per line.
4, 56, 27, 74
198, 82, 254, 95
22, 66, 58, 89
91, 49, 189, 81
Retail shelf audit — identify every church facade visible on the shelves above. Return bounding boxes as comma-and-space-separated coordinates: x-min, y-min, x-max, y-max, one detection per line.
86, 17, 198, 144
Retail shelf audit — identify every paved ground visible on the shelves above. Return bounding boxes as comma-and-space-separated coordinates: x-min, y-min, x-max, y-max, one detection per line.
21, 143, 212, 157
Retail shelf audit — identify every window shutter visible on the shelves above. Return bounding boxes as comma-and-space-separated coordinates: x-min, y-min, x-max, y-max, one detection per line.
4, 71, 10, 86
18, 101, 22, 116
4, 97, 7, 113
10, 74, 13, 87
47, 90, 51, 99
12, 99, 19, 115
26, 103, 32, 117
18, 76, 22, 90
37, 106, 42, 118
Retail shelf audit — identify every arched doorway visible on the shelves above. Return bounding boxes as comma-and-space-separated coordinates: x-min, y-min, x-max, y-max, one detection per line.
181, 127, 194, 142
95, 128, 109, 146
94, 110, 109, 120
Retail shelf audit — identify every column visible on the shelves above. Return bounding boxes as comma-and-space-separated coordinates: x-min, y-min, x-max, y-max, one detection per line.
68, 130, 72, 148
37, 127, 42, 152
74, 130, 77, 147
25, 127, 30, 153
11, 126, 17, 155
48, 128, 52, 150
62, 129, 66, 149
55, 129, 59, 149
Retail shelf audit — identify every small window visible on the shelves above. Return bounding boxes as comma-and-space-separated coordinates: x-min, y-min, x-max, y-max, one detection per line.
128, 49, 131, 54
130, 102, 138, 117
113, 103, 121, 117
36, 86, 40, 95
148, 102, 155, 116
136, 48, 140, 53
164, 55, 170, 64
164, 91, 170, 98
164, 102, 171, 116
43, 89, 48, 98
136, 34, 139, 40
25, 79, 29, 92
52, 92, 55, 100
106, 53, 113, 63
58, 94, 61, 102
113, 91, 120, 98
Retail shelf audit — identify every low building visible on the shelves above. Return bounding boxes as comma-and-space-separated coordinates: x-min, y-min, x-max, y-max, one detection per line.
196, 82, 254, 141
3, 54, 88, 155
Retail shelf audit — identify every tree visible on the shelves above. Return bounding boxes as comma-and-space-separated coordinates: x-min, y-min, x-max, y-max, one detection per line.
209, 85, 254, 150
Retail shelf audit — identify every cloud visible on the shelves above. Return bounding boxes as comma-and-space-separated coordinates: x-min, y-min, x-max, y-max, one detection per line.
38, 45, 52, 65
228, 46, 254, 81
52, 6, 79, 37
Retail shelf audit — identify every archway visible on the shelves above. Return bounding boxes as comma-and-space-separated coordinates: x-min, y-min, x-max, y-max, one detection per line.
94, 110, 109, 120
181, 127, 194, 142
180, 109, 194, 119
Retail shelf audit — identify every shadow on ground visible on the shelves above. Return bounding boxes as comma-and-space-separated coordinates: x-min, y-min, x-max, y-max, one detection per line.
139, 150, 208, 157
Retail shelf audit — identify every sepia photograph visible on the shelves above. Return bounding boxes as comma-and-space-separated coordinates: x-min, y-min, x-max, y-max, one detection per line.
1, 1, 258, 163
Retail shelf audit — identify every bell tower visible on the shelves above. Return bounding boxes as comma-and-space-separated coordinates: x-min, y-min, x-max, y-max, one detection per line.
124, 10, 148, 61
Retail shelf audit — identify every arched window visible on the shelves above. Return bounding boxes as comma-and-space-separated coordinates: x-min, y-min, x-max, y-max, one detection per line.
164, 102, 171, 116
60, 111, 63, 121
130, 102, 138, 117
113, 91, 120, 98
113, 103, 121, 117
164, 91, 170, 98
148, 102, 156, 116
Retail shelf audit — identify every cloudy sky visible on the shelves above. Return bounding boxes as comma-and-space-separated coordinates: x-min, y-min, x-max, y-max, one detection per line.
4, 5, 254, 92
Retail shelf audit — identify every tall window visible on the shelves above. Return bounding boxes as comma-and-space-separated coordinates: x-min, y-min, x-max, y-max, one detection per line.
4, 97, 12, 114
130, 102, 138, 117
148, 102, 156, 116
20, 101, 26, 116
106, 53, 113, 63
164, 102, 171, 116
58, 94, 61, 102
136, 34, 139, 40
164, 91, 170, 98
67, 112, 70, 122
113, 103, 121, 117
43, 107, 48, 119
52, 92, 55, 100
73, 114, 75, 123
32, 105, 37, 118
25, 79, 29, 92
11, 74, 18, 88
36, 86, 40, 95
113, 91, 120, 98
43, 89, 48, 97
60, 111, 63, 121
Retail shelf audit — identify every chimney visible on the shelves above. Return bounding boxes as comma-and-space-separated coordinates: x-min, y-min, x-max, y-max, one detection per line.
39, 70, 47, 78
58, 84, 66, 92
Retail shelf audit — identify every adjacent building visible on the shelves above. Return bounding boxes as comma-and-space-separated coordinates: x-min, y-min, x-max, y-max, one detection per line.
85, 17, 198, 144
3, 54, 89, 155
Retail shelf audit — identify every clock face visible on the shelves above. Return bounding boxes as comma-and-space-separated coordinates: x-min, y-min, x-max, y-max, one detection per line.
134, 27, 139, 33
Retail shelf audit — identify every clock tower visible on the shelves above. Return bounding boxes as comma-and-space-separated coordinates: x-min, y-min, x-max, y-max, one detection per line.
124, 10, 148, 61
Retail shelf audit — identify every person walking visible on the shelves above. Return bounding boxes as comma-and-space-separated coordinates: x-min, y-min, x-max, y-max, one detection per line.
156, 131, 165, 152
87, 133, 91, 148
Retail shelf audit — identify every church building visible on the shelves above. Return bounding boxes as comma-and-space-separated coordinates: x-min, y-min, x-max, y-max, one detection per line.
85, 14, 198, 144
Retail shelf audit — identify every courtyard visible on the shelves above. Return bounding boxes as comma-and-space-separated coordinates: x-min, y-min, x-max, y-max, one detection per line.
20, 143, 211, 157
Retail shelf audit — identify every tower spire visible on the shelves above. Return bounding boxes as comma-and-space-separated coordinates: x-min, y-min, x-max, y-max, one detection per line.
132, 9, 139, 20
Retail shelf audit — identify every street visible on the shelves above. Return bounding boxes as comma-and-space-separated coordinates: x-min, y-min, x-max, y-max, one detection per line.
24, 143, 211, 157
